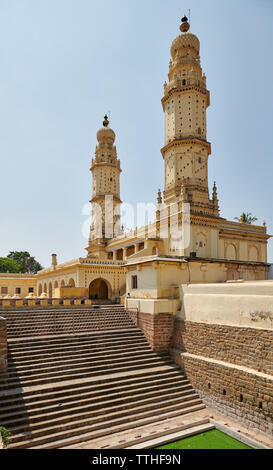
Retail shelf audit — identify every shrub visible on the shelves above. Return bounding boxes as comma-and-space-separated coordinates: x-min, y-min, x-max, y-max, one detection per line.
0, 426, 11, 448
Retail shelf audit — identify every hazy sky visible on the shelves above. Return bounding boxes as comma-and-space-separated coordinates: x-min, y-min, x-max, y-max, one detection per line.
0, 0, 272, 267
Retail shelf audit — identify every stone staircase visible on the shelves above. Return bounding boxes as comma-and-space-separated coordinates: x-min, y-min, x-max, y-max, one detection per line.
2, 305, 134, 338
0, 305, 210, 449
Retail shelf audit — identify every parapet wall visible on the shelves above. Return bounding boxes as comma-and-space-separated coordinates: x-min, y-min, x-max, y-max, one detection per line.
178, 281, 273, 329
0, 298, 92, 308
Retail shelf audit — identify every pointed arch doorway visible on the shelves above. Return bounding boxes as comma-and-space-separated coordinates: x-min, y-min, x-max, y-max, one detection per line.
89, 278, 109, 300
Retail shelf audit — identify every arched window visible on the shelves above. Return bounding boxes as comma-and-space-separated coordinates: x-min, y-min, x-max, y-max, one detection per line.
249, 246, 258, 262
226, 244, 236, 261
68, 278, 75, 288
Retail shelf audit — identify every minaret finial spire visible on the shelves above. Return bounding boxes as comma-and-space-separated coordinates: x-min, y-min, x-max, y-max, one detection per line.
103, 115, 109, 127
180, 14, 190, 32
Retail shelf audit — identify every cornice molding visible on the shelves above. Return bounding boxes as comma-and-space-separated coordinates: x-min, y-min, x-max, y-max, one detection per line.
161, 85, 210, 110
161, 137, 211, 158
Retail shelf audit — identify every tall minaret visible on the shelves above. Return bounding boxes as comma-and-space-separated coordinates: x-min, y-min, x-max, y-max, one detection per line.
161, 15, 217, 216
87, 116, 122, 257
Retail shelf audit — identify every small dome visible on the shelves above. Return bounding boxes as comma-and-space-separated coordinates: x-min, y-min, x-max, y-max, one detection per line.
39, 292, 48, 299
96, 127, 115, 144
171, 31, 200, 59
26, 292, 36, 299
96, 115, 116, 144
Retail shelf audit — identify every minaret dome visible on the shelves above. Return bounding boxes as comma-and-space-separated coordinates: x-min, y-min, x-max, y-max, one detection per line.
171, 17, 200, 60
96, 115, 116, 145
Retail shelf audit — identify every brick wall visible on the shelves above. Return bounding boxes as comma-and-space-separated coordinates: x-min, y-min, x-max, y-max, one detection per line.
128, 310, 174, 352
0, 316, 7, 373
172, 319, 273, 375
171, 351, 273, 435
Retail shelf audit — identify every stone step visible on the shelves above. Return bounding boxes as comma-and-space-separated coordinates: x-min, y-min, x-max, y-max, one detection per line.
7, 329, 142, 350
35, 412, 209, 449
9, 403, 206, 449
0, 384, 195, 424
7, 343, 151, 366
0, 357, 176, 390
7, 323, 135, 337
0, 376, 191, 414
8, 397, 204, 448
7, 322, 134, 331
7, 345, 157, 372
7, 332, 145, 349
5, 314, 128, 322
5, 310, 135, 337
6, 318, 131, 327
1, 305, 207, 450
7, 341, 147, 362
4, 349, 170, 378
6, 393, 200, 434
126, 422, 215, 449
5, 310, 129, 318
102, 418, 212, 449
0, 365, 182, 400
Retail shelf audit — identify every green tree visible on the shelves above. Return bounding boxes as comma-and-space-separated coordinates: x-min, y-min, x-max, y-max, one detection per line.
7, 251, 43, 274
234, 212, 258, 224
0, 257, 21, 273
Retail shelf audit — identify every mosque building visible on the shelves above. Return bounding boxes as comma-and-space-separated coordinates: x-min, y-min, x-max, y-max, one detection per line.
0, 16, 271, 302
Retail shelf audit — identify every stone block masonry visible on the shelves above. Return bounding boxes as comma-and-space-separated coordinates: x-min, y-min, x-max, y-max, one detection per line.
128, 310, 174, 352
172, 319, 273, 375
0, 316, 7, 373
127, 306, 273, 436
170, 350, 273, 435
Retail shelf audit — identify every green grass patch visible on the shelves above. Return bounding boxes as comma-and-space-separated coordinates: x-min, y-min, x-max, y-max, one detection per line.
156, 429, 252, 449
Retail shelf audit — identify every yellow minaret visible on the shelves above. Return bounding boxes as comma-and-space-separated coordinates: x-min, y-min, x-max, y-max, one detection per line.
161, 15, 217, 216
87, 115, 122, 257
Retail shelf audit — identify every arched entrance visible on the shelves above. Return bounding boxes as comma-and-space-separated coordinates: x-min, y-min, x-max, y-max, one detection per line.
89, 278, 109, 299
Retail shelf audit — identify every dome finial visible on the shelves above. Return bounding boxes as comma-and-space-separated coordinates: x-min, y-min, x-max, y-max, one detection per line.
103, 115, 109, 127
180, 14, 190, 32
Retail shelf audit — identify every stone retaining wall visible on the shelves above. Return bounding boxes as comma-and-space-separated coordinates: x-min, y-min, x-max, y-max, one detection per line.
172, 319, 273, 375
171, 350, 273, 435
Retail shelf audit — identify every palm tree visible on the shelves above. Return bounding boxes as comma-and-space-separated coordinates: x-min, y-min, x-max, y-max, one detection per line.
234, 212, 258, 224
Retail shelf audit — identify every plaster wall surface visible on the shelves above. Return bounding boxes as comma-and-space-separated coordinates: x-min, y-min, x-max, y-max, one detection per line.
0, 275, 36, 298
179, 281, 273, 329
